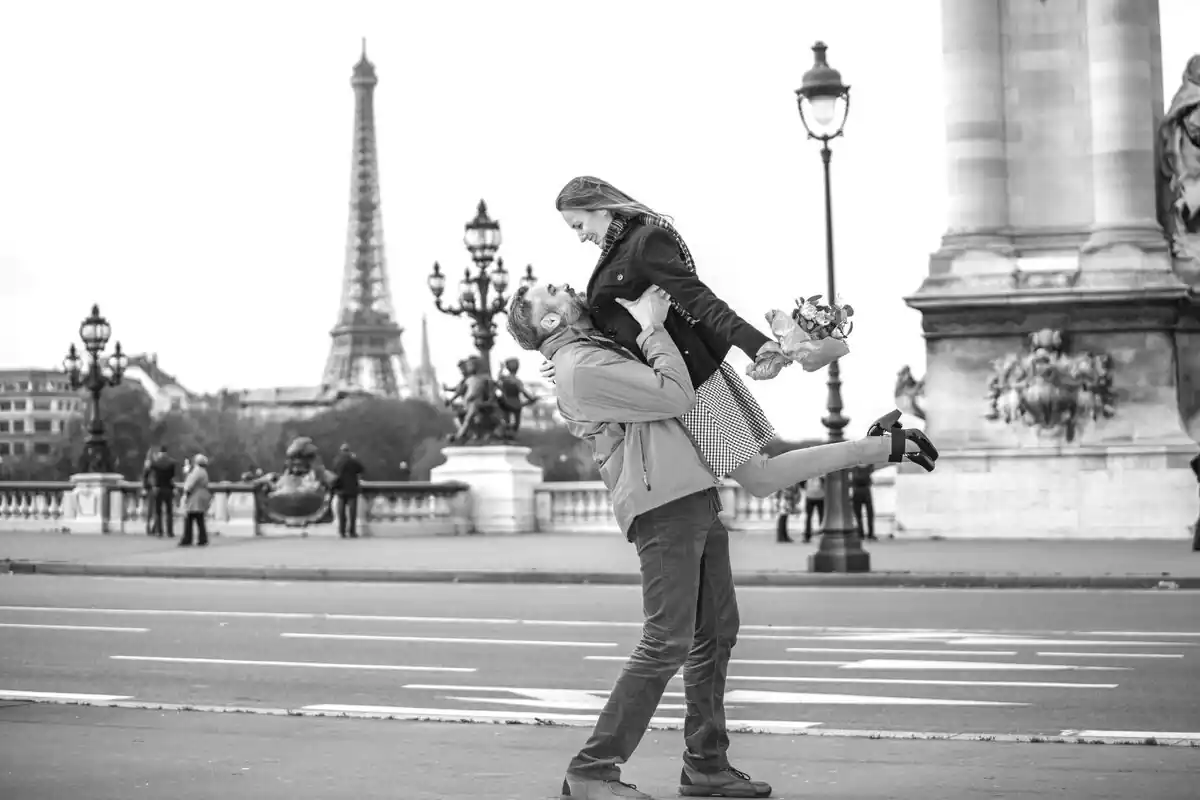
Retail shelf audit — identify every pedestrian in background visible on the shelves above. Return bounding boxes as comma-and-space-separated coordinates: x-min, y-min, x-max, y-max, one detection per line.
179, 454, 212, 547
773, 483, 801, 544
800, 476, 825, 542
851, 464, 877, 540
332, 444, 365, 539
1191, 453, 1200, 551
148, 446, 177, 538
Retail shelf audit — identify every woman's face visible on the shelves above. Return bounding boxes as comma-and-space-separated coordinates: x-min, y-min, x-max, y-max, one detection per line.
561, 209, 613, 247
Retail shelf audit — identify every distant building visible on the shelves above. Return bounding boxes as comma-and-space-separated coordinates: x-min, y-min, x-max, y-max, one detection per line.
409, 316, 442, 407
234, 386, 373, 422
124, 353, 198, 416
0, 368, 81, 461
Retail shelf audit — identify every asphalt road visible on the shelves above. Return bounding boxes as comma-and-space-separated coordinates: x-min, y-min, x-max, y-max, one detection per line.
2, 704, 1196, 800
2, 575, 1200, 743
1, 575, 1198, 743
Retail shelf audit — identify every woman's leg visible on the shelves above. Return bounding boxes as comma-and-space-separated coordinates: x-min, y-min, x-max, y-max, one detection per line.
730, 437, 894, 499
759, 437, 816, 458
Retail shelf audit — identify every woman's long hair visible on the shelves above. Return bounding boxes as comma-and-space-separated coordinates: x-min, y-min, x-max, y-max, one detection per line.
555, 176, 674, 224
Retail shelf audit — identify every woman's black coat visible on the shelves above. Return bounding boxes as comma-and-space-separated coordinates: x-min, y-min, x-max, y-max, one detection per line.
585, 221, 770, 389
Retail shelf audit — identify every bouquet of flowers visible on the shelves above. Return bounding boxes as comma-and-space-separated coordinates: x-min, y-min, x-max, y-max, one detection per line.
764, 294, 854, 373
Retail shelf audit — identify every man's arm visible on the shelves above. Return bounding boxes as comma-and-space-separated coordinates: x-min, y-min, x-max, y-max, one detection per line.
568, 324, 696, 423
637, 227, 771, 360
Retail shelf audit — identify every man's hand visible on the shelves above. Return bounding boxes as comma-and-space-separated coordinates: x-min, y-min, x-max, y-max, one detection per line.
540, 360, 556, 385
746, 340, 790, 381
616, 285, 672, 331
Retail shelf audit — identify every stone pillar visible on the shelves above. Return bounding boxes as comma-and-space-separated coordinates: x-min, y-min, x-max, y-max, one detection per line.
1081, 0, 1167, 253
430, 446, 544, 534
939, 0, 1010, 250
67, 473, 124, 534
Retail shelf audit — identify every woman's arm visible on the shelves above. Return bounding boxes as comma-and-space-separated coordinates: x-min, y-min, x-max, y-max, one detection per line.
635, 227, 770, 359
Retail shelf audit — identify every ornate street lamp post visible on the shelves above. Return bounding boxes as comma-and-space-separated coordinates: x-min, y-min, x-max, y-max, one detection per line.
63, 304, 128, 474
427, 200, 536, 378
795, 41, 869, 573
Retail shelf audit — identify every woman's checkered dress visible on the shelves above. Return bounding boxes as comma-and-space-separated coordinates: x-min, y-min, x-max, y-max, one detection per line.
600, 216, 776, 478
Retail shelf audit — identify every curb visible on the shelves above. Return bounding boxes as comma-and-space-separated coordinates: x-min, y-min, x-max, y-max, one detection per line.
4, 695, 1198, 748
3, 560, 1198, 589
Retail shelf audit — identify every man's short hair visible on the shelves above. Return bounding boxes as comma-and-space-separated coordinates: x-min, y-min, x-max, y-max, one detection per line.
506, 286, 550, 351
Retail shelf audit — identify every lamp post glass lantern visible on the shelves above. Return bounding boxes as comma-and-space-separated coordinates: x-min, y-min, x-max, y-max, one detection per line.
428, 200, 537, 443
63, 304, 126, 474
795, 41, 869, 573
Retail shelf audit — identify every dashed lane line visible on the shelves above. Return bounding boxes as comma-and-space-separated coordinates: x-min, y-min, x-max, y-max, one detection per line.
666, 675, 1119, 689
109, 656, 476, 672
2, 608, 1197, 640
0, 623, 148, 633
280, 633, 617, 648
0, 692, 1194, 747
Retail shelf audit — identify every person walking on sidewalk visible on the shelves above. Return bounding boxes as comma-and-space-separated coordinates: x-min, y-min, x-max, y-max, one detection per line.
850, 464, 877, 540
800, 476, 825, 543
179, 454, 212, 547
148, 446, 178, 538
507, 282, 935, 799
332, 444, 365, 539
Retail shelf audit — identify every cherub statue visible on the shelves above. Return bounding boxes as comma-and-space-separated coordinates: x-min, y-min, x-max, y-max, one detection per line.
497, 357, 539, 439
893, 365, 926, 421
447, 355, 506, 444
443, 358, 473, 428
1160, 54, 1200, 261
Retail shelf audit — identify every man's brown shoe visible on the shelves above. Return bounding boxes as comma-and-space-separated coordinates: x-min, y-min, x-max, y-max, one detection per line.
679, 766, 771, 797
561, 775, 657, 799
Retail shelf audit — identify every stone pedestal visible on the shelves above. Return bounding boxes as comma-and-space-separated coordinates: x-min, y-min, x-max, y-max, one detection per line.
67, 473, 124, 534
430, 446, 544, 534
899, 0, 1200, 538
896, 443, 1197, 538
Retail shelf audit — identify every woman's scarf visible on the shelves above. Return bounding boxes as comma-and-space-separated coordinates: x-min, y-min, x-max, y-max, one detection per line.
597, 213, 700, 326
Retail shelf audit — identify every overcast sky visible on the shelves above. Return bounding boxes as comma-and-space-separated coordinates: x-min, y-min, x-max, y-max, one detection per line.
1, 1, 1197, 439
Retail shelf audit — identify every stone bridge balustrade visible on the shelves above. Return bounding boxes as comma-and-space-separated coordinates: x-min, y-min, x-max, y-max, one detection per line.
0, 472, 897, 538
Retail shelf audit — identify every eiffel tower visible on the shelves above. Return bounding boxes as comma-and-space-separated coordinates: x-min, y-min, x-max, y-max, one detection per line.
321, 40, 412, 398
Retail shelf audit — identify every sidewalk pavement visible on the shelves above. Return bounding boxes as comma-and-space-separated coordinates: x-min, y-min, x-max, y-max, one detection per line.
3, 529, 1199, 588
0, 704, 1194, 799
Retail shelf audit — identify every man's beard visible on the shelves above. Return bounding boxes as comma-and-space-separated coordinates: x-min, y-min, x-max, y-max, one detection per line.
563, 295, 591, 326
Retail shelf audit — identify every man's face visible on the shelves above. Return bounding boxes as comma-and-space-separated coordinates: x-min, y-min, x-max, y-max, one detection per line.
528, 282, 587, 334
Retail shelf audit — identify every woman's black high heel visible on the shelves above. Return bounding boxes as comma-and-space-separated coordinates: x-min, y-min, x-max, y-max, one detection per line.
867, 409, 939, 472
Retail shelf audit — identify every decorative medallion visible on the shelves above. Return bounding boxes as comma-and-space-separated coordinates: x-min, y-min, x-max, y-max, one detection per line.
985, 329, 1115, 442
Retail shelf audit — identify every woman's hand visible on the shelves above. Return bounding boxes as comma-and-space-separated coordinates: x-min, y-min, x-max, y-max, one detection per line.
746, 340, 790, 381
540, 360, 556, 385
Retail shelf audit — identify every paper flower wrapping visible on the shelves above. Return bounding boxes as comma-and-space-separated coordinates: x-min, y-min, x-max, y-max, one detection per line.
764, 294, 854, 372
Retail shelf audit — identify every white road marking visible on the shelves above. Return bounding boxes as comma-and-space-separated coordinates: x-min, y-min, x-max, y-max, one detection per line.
299, 704, 821, 734
109, 656, 475, 672
841, 659, 1127, 672
281, 633, 617, 648
779, 633, 1194, 647
586, 656, 852, 666
781, 647, 1018, 656
401, 684, 1025, 708
586, 655, 1128, 671
0, 690, 133, 702
1035, 652, 1184, 659
1060, 729, 1200, 741
0, 623, 148, 633
1078, 631, 1200, 638
0, 606, 314, 619
2, 607, 1194, 641
667, 675, 1119, 689
723, 689, 1025, 707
